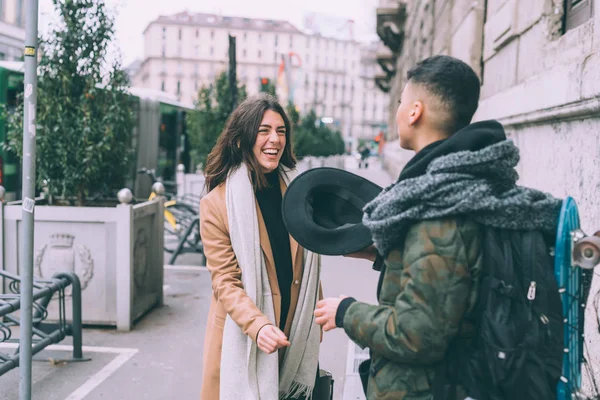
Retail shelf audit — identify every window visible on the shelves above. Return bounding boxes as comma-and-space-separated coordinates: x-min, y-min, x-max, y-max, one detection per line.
161, 81, 165, 91
162, 27, 166, 39
196, 29, 199, 38
210, 47, 214, 56
179, 29, 182, 40
564, 0, 594, 32
244, 33, 247, 41
274, 52, 278, 62
275, 35, 278, 46
290, 35, 293, 48
243, 49, 247, 58
177, 81, 181, 94
258, 50, 262, 59
162, 46, 166, 57
211, 30, 214, 39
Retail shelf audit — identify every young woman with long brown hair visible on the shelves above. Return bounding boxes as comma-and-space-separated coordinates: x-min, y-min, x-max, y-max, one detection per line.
199, 93, 323, 400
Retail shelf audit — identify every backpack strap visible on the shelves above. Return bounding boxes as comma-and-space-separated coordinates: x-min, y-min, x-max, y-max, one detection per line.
433, 328, 462, 400
433, 361, 450, 399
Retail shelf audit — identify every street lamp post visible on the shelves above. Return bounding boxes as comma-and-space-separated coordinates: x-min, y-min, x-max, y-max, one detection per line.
19, 0, 40, 399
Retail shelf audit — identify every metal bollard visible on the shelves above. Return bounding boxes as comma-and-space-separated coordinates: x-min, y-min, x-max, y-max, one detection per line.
176, 164, 185, 197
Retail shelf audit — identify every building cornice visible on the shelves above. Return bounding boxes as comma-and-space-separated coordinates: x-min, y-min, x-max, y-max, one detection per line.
141, 12, 362, 45
139, 56, 283, 68
496, 97, 600, 129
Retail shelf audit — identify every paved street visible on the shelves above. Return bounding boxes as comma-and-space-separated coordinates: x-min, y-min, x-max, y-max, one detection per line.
0, 156, 394, 400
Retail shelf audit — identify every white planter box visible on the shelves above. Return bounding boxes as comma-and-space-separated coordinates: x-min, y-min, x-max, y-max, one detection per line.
0, 198, 164, 331
177, 172, 206, 199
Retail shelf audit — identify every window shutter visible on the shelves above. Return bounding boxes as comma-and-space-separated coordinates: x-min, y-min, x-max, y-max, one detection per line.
565, 0, 594, 32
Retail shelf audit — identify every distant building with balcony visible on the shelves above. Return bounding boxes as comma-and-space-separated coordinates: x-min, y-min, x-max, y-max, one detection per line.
131, 11, 389, 147
0, 0, 26, 61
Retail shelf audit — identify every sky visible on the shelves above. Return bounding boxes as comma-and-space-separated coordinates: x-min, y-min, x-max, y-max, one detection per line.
37, 0, 380, 67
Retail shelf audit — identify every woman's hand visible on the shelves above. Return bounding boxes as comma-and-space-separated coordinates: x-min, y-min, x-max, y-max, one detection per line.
256, 324, 291, 354
343, 244, 378, 262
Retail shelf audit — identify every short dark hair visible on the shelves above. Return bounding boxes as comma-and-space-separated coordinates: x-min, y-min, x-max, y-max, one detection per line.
407, 55, 480, 133
204, 93, 296, 193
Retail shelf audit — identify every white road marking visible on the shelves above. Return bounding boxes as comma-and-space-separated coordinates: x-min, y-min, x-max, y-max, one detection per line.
64, 348, 138, 400
0, 343, 138, 400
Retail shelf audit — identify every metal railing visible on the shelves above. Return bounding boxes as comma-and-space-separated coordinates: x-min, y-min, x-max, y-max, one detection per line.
0, 270, 87, 376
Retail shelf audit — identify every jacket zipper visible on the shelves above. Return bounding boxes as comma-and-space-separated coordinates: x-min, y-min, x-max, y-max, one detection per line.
527, 233, 536, 321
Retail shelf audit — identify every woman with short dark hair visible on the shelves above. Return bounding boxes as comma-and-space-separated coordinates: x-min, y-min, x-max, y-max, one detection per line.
199, 93, 323, 400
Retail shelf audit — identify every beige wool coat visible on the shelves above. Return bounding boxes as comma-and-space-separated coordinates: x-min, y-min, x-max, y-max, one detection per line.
199, 175, 323, 400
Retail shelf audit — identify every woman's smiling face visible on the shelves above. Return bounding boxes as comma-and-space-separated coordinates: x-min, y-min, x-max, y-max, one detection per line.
252, 109, 287, 173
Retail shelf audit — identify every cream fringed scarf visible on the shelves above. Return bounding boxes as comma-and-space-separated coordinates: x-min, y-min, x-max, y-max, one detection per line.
220, 163, 321, 400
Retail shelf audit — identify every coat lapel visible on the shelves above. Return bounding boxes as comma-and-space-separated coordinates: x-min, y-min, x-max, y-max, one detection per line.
256, 203, 275, 269
255, 202, 281, 328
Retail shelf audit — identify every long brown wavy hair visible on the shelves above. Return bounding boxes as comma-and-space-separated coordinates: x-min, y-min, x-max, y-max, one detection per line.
203, 93, 297, 193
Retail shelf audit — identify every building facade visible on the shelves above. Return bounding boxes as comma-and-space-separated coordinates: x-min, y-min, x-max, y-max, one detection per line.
132, 11, 389, 147
0, 0, 25, 61
375, 0, 600, 231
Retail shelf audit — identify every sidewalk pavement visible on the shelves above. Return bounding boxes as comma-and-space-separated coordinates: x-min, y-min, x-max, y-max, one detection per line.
0, 155, 394, 400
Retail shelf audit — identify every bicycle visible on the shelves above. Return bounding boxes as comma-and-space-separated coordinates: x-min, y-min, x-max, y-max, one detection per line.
137, 168, 204, 264
137, 168, 198, 230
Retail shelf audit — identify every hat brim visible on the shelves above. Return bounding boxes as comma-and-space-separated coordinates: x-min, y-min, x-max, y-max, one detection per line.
282, 167, 382, 256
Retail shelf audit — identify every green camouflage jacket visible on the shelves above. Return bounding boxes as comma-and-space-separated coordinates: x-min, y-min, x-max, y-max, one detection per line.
342, 217, 483, 400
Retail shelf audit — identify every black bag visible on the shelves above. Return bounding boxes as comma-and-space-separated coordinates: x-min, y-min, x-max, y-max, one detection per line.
436, 227, 564, 400
312, 369, 334, 400
358, 358, 370, 395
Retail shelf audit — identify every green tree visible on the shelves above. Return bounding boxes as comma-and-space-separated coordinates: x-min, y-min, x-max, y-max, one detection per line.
186, 71, 247, 169
293, 110, 345, 158
4, 0, 134, 206
286, 102, 299, 128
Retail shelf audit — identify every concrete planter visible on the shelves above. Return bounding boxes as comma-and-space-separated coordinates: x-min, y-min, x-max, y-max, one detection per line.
0, 197, 164, 331
176, 165, 206, 199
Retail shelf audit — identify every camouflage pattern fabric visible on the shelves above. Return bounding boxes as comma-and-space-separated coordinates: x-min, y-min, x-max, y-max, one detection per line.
342, 217, 483, 399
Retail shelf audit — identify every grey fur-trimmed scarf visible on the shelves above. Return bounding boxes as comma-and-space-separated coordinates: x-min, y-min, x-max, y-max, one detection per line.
363, 139, 563, 257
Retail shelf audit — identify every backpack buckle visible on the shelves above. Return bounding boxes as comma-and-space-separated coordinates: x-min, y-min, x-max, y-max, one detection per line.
492, 279, 516, 298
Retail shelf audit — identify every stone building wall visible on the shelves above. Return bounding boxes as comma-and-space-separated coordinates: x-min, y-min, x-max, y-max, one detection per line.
377, 0, 599, 236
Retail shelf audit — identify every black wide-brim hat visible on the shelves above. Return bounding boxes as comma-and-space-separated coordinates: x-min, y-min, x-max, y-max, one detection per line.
282, 167, 383, 256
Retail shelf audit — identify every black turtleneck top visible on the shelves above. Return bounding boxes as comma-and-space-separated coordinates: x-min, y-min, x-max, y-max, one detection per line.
255, 170, 294, 331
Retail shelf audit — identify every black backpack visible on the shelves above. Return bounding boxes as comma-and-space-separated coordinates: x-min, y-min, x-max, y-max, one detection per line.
435, 227, 564, 400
